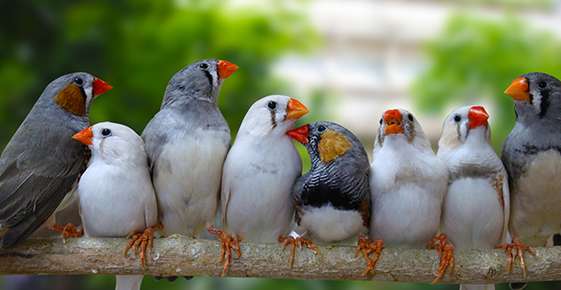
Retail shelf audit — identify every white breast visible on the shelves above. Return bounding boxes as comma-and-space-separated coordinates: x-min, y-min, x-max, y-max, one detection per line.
154, 128, 230, 236
79, 162, 156, 237
442, 178, 503, 249
300, 204, 366, 243
511, 150, 561, 245
222, 136, 301, 243
370, 141, 447, 247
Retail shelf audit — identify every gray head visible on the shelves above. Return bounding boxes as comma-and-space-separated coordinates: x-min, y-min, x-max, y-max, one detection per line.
41, 72, 112, 117
288, 121, 368, 168
162, 59, 238, 108
505, 72, 561, 124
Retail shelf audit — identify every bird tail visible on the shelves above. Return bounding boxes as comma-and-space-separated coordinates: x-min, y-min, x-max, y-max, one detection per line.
460, 284, 495, 290
115, 275, 143, 290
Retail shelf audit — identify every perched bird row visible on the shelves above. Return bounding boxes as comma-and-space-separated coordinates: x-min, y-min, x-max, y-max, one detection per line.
0, 59, 558, 290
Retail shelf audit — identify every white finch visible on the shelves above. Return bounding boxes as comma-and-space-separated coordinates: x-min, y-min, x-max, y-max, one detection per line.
370, 108, 450, 281
437, 106, 510, 290
73, 122, 159, 290
210, 95, 308, 275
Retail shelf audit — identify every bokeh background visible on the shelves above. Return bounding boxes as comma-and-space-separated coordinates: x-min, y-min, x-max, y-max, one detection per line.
2, 0, 561, 289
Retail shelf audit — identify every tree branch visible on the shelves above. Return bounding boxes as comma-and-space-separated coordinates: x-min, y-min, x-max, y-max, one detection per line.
0, 236, 559, 284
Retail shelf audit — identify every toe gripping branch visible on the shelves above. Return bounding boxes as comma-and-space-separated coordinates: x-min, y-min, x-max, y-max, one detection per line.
50, 223, 84, 240
428, 233, 455, 284
208, 226, 241, 277
278, 231, 319, 269
497, 238, 535, 278
356, 235, 384, 276
124, 223, 163, 268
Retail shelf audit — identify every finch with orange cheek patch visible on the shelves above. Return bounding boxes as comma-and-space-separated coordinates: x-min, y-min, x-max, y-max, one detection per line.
285, 121, 376, 275
0, 73, 111, 248
74, 122, 159, 290
438, 106, 510, 290
370, 109, 450, 282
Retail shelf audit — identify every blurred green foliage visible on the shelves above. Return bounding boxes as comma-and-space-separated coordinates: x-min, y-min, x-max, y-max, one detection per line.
412, 13, 561, 148
0, 0, 317, 147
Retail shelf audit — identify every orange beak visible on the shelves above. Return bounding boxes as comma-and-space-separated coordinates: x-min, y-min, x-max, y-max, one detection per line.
383, 109, 404, 135
92, 78, 112, 97
286, 98, 309, 120
468, 105, 489, 129
287, 124, 309, 144
504, 76, 529, 101
73, 127, 94, 145
217, 60, 239, 80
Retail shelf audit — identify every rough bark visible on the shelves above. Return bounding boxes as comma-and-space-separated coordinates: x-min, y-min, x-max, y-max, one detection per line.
0, 236, 559, 284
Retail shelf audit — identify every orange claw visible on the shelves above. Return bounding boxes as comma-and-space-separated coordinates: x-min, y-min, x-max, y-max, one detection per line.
428, 233, 455, 284
124, 223, 162, 268
50, 223, 84, 240
356, 235, 384, 276
497, 238, 535, 278
278, 233, 319, 268
208, 226, 241, 276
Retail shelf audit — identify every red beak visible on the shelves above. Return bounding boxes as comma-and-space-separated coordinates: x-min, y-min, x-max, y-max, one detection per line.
73, 127, 94, 145
92, 78, 112, 97
383, 109, 404, 135
217, 60, 239, 80
287, 124, 309, 144
468, 105, 489, 129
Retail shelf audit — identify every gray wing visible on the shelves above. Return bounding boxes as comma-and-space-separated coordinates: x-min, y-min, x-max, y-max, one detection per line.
142, 111, 173, 173
0, 117, 86, 248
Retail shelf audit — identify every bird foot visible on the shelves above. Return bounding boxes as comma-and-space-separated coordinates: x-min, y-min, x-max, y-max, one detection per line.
124, 223, 163, 268
278, 231, 319, 268
50, 223, 84, 241
355, 235, 384, 276
497, 239, 535, 278
428, 233, 455, 284
208, 226, 241, 277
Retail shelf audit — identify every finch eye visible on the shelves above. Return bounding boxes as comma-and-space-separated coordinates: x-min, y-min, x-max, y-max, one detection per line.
199, 63, 209, 70
317, 125, 326, 132
73, 77, 83, 86
101, 128, 112, 137
453, 115, 461, 122
407, 114, 414, 122
538, 81, 547, 88
268, 101, 277, 110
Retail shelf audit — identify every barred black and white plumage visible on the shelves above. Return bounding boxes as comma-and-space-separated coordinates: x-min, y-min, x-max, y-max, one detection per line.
291, 121, 370, 243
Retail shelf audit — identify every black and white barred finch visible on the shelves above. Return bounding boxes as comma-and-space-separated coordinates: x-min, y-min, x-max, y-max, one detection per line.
283, 121, 376, 274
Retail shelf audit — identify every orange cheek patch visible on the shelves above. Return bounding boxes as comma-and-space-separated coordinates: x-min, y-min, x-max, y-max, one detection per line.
318, 130, 352, 163
54, 84, 86, 116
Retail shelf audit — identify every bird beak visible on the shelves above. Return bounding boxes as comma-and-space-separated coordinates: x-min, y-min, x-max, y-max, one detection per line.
73, 127, 94, 145
217, 60, 239, 80
286, 98, 309, 120
92, 78, 113, 97
287, 124, 309, 144
383, 109, 404, 135
468, 105, 489, 129
504, 76, 529, 101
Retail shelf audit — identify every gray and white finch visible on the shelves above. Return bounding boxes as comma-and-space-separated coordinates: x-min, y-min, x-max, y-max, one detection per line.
501, 72, 561, 279
370, 108, 450, 281
73, 122, 159, 290
437, 106, 510, 290
0, 73, 111, 248
285, 121, 375, 273
142, 59, 237, 237
211, 95, 309, 275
